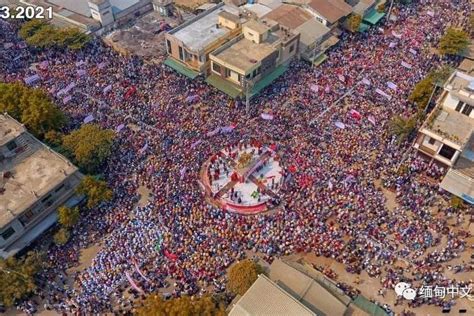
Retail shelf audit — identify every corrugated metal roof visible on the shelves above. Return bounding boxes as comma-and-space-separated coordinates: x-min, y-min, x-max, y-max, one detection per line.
308, 0, 352, 24
229, 275, 316, 316
262, 4, 312, 29
269, 259, 348, 316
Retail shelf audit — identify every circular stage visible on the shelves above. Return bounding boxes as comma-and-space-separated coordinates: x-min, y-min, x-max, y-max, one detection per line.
199, 140, 284, 215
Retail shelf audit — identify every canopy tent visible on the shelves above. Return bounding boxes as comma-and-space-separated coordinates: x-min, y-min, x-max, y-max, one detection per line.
363, 8, 386, 25
164, 58, 199, 79
358, 23, 371, 33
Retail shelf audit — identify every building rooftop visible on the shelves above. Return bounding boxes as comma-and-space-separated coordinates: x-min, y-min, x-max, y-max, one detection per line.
218, 11, 241, 23
426, 108, 474, 145
212, 36, 276, 73
351, 0, 376, 15
48, 0, 141, 16
242, 3, 273, 18
295, 18, 330, 47
229, 274, 316, 316
257, 0, 283, 10
0, 114, 25, 147
458, 59, 474, 75
25, 0, 101, 30
453, 132, 474, 178
445, 71, 474, 107
262, 4, 312, 29
0, 129, 78, 228
269, 259, 348, 316
243, 19, 270, 34
170, 4, 240, 52
307, 0, 352, 24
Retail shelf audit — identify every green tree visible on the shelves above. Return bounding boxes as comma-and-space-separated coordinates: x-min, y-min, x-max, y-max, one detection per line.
227, 259, 263, 296
18, 20, 48, 40
389, 115, 417, 143
429, 65, 453, 86
409, 77, 434, 110
137, 295, 225, 316
62, 124, 114, 173
55, 28, 91, 50
25, 24, 58, 48
346, 14, 362, 33
76, 176, 113, 209
19, 20, 91, 50
20, 89, 66, 135
57, 206, 80, 227
377, 3, 385, 13
0, 83, 65, 137
450, 196, 464, 209
0, 252, 41, 307
53, 227, 70, 245
44, 130, 64, 147
438, 28, 470, 56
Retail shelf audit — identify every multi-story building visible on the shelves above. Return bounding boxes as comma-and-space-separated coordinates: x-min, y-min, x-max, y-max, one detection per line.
262, 4, 332, 62
0, 114, 83, 258
207, 19, 299, 98
164, 3, 243, 78
414, 60, 474, 203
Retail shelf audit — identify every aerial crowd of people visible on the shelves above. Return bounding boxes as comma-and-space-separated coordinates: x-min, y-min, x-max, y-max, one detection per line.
0, 0, 473, 314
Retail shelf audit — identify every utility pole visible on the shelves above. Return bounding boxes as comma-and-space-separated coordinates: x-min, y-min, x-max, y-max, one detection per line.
387, 0, 395, 21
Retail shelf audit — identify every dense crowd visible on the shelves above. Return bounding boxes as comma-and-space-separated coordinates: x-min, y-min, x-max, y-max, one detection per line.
1, 0, 473, 314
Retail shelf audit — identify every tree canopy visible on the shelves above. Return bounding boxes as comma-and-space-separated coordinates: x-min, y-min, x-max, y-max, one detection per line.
57, 206, 80, 228
408, 66, 453, 110
137, 294, 225, 316
19, 20, 91, 50
62, 124, 114, 173
53, 227, 71, 246
346, 14, 362, 33
227, 259, 263, 296
0, 83, 65, 137
438, 27, 470, 56
0, 252, 41, 307
389, 115, 417, 144
76, 176, 113, 209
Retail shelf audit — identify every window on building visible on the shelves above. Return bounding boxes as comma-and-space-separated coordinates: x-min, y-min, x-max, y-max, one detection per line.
439, 144, 456, 160
1, 227, 15, 240
19, 210, 36, 227
41, 194, 52, 204
212, 63, 221, 73
178, 46, 184, 61
461, 104, 473, 116
166, 40, 172, 54
6, 140, 17, 151
289, 44, 295, 53
55, 184, 65, 193
455, 101, 464, 112
428, 137, 436, 145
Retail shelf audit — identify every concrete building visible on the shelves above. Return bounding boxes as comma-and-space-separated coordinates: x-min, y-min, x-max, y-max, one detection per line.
414, 62, 474, 203
262, 4, 332, 62
207, 19, 299, 98
304, 0, 352, 27
228, 258, 379, 316
0, 114, 82, 258
23, 0, 154, 32
164, 3, 243, 78
229, 274, 317, 316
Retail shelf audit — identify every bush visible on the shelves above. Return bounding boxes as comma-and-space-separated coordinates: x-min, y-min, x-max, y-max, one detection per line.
53, 228, 70, 245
